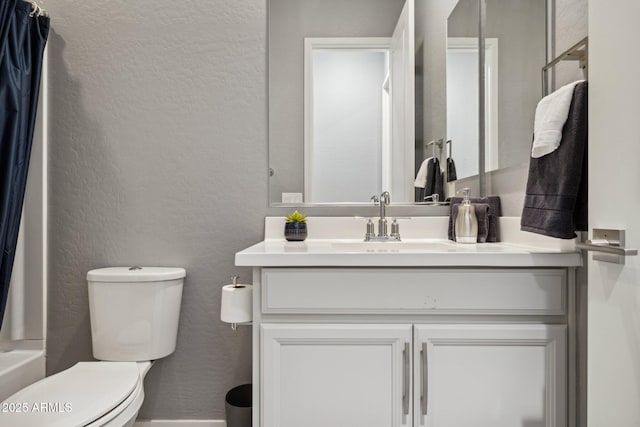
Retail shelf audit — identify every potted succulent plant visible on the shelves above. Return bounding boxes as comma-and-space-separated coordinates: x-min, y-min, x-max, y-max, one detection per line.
284, 210, 308, 241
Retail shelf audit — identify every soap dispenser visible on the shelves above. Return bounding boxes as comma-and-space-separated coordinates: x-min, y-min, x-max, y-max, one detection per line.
455, 188, 478, 243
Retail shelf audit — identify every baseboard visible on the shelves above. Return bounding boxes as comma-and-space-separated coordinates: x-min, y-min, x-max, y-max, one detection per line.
134, 421, 225, 427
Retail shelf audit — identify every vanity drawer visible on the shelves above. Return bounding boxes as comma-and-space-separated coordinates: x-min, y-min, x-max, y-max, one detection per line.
261, 268, 566, 315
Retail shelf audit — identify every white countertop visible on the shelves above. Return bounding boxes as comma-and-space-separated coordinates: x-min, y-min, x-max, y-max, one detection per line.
235, 239, 582, 267
235, 217, 582, 268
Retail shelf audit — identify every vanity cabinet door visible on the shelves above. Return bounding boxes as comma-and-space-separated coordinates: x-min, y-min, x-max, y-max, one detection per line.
261, 324, 412, 427
414, 324, 567, 427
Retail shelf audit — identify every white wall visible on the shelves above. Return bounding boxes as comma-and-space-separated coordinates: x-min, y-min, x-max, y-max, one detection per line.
588, 0, 640, 424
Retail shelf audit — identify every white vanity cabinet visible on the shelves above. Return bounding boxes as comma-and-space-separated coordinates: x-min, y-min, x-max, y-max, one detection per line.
414, 324, 566, 427
253, 267, 573, 427
261, 324, 413, 427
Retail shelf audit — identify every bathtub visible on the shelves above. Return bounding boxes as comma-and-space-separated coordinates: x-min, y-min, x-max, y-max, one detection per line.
0, 343, 45, 402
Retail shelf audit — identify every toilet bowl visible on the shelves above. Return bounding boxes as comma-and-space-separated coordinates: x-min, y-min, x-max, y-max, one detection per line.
0, 267, 185, 426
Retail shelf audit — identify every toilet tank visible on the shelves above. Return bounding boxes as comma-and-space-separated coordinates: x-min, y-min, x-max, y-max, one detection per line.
87, 267, 186, 362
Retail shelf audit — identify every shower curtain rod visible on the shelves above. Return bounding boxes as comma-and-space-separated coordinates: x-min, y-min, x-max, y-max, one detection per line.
27, 1, 48, 17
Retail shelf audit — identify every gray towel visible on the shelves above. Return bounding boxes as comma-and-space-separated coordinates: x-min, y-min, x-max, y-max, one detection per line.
521, 81, 588, 239
446, 157, 457, 182
426, 158, 444, 201
448, 196, 501, 242
416, 158, 444, 202
433, 167, 444, 201
415, 158, 433, 202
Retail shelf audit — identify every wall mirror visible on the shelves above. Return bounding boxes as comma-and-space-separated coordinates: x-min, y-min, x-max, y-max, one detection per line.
446, 0, 547, 181
268, 0, 548, 206
268, 0, 413, 205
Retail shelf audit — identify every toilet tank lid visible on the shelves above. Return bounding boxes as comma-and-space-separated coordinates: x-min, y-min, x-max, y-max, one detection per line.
87, 267, 186, 282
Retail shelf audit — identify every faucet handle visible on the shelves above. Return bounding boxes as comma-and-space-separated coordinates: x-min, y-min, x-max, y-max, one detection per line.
364, 219, 376, 241
370, 195, 379, 204
390, 219, 401, 239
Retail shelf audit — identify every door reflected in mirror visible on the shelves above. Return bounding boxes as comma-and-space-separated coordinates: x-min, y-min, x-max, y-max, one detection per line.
446, 37, 480, 179
304, 39, 391, 203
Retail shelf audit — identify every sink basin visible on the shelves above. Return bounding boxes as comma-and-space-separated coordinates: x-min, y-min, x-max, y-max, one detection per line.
331, 240, 456, 253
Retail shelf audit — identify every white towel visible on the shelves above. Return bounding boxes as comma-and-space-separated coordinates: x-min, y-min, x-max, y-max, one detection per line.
414, 157, 432, 188
531, 80, 585, 158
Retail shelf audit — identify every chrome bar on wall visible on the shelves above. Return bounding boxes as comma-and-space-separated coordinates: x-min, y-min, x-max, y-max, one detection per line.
575, 228, 638, 265
424, 139, 443, 159
541, 36, 588, 96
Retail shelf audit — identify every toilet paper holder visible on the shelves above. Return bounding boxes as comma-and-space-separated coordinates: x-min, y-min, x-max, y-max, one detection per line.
221, 275, 253, 331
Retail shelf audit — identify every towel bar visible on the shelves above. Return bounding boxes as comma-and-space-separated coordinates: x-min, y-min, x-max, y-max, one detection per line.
424, 139, 444, 159
542, 36, 588, 96
575, 229, 637, 264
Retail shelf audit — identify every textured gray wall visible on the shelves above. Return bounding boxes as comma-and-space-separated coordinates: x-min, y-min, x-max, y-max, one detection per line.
555, 0, 588, 86
43, 0, 265, 419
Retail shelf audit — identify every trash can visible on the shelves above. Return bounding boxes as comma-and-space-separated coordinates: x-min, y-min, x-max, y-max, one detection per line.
225, 384, 252, 427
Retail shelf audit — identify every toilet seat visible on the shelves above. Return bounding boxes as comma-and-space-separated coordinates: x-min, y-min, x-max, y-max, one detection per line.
0, 362, 141, 427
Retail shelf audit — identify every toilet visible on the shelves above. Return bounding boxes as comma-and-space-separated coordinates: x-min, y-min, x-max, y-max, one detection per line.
0, 266, 186, 427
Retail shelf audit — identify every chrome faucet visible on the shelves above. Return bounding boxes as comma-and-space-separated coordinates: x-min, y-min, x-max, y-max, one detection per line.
378, 191, 390, 237
424, 193, 439, 203
365, 192, 400, 241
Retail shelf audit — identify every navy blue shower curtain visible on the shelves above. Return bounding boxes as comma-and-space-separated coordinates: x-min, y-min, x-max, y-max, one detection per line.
0, 0, 49, 330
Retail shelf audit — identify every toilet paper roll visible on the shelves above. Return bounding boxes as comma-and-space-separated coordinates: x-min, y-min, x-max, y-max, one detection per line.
221, 284, 253, 324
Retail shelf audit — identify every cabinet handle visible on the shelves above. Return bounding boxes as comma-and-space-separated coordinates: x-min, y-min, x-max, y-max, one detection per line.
403, 342, 410, 415
421, 342, 428, 420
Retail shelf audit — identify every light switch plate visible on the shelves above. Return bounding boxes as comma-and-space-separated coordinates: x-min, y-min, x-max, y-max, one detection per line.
282, 193, 303, 204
